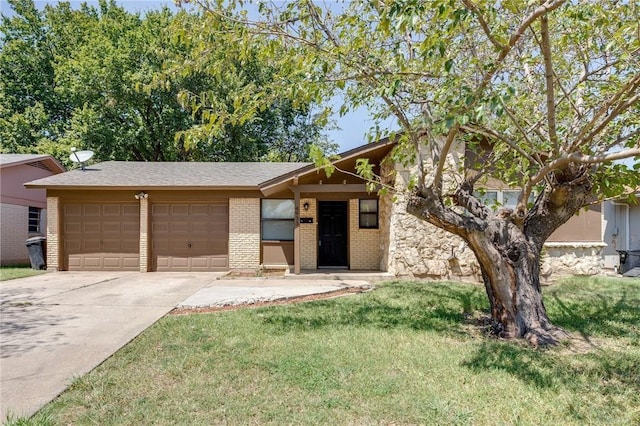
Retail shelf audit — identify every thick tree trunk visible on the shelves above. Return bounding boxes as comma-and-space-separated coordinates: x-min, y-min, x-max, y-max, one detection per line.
466, 226, 568, 346
406, 184, 590, 347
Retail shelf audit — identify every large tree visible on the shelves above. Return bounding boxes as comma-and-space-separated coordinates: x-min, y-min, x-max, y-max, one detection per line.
188, 0, 640, 345
0, 0, 333, 164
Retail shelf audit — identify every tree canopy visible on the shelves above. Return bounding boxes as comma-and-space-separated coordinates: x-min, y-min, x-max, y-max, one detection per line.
187, 0, 639, 345
0, 0, 334, 165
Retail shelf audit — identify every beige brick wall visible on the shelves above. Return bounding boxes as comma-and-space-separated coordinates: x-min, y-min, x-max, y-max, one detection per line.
229, 198, 260, 269
139, 197, 149, 272
0, 203, 30, 265
46, 196, 60, 271
300, 198, 317, 269
349, 199, 382, 270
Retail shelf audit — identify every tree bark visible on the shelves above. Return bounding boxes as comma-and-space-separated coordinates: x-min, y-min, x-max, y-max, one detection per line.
465, 221, 568, 346
406, 180, 593, 346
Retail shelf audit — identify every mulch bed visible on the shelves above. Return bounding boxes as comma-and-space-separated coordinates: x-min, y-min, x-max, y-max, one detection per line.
169, 286, 371, 316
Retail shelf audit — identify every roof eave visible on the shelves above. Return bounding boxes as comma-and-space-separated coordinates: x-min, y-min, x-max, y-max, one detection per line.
259, 137, 397, 194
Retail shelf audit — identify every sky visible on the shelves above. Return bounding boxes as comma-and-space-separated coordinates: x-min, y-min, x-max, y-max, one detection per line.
0, 0, 393, 154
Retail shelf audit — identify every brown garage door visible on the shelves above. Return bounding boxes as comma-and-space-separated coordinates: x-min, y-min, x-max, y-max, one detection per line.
63, 203, 140, 270
151, 202, 229, 271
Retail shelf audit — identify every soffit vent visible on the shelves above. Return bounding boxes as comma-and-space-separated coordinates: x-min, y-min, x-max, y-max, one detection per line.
27, 160, 54, 172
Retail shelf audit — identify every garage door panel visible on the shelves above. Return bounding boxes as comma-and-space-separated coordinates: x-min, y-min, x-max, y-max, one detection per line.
151, 201, 228, 271
83, 256, 102, 268
83, 240, 102, 251
190, 222, 209, 233
64, 222, 82, 234
171, 205, 189, 216
152, 204, 169, 216
191, 205, 209, 216
83, 205, 101, 216
103, 205, 121, 216
171, 222, 189, 233
103, 222, 122, 234
122, 256, 140, 268
83, 222, 102, 233
63, 202, 139, 271
122, 222, 139, 234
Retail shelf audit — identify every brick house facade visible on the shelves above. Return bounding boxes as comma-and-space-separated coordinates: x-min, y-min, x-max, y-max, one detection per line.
26, 140, 608, 278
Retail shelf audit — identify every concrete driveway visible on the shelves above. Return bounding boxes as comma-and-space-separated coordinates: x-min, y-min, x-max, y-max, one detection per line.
0, 272, 372, 420
0, 271, 220, 420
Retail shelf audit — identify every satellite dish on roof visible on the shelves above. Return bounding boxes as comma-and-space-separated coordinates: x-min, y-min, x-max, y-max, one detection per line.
69, 147, 94, 171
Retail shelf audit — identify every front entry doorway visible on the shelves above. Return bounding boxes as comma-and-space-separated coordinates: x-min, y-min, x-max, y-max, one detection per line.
317, 201, 348, 267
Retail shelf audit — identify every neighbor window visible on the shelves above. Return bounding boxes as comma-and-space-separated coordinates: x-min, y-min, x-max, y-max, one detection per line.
261, 199, 295, 241
28, 206, 41, 233
473, 190, 534, 210
359, 199, 378, 229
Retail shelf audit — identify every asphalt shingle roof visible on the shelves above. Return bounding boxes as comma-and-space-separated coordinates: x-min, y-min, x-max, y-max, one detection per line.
25, 161, 311, 188
0, 154, 55, 166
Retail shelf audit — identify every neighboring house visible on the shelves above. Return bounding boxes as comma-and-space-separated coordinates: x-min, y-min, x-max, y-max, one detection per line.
24, 140, 612, 279
602, 191, 640, 273
0, 154, 65, 266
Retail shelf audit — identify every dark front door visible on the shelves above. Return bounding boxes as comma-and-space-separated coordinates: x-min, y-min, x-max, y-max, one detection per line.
318, 201, 348, 267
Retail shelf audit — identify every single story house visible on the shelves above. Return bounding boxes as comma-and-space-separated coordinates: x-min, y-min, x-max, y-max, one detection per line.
24, 140, 612, 279
1, 154, 65, 266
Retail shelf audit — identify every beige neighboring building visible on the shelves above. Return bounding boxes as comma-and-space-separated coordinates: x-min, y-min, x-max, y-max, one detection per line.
1, 154, 65, 265
24, 140, 611, 279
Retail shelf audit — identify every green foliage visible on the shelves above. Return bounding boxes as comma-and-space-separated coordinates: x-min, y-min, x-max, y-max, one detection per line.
191, 0, 639, 205
0, 0, 332, 164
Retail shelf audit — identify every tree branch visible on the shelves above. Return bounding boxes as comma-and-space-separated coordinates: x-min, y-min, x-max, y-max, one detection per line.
476, 0, 567, 96
568, 148, 640, 164
461, 0, 506, 50
539, 11, 559, 156
572, 73, 640, 149
461, 123, 541, 167
432, 124, 460, 195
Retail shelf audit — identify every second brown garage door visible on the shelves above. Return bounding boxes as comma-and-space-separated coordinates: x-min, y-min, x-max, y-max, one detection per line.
151, 201, 229, 271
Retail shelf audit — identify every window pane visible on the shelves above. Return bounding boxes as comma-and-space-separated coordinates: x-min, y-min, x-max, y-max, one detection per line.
503, 190, 534, 209
28, 207, 40, 233
474, 191, 498, 208
262, 219, 294, 241
503, 191, 519, 209
359, 199, 378, 213
262, 199, 295, 219
360, 213, 378, 228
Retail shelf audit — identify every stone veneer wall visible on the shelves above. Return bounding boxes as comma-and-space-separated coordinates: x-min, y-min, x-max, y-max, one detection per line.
349, 199, 382, 270
380, 142, 605, 280
299, 198, 317, 269
540, 242, 605, 278
228, 198, 260, 269
382, 142, 481, 281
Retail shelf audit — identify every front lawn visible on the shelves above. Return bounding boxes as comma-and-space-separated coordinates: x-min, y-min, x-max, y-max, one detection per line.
0, 266, 44, 281
24, 276, 640, 425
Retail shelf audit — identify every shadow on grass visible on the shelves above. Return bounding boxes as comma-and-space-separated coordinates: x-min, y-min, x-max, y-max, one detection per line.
259, 281, 489, 337
463, 340, 639, 389
462, 277, 640, 415
546, 285, 640, 340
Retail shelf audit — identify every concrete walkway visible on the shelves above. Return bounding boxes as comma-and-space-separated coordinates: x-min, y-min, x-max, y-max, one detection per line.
0, 272, 370, 420
178, 278, 372, 308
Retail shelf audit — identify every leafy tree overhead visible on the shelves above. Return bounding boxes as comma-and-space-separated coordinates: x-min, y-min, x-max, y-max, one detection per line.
187, 0, 640, 346
0, 0, 333, 165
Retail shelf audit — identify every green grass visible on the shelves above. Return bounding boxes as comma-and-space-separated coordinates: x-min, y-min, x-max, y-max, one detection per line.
18, 276, 640, 425
0, 265, 44, 281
